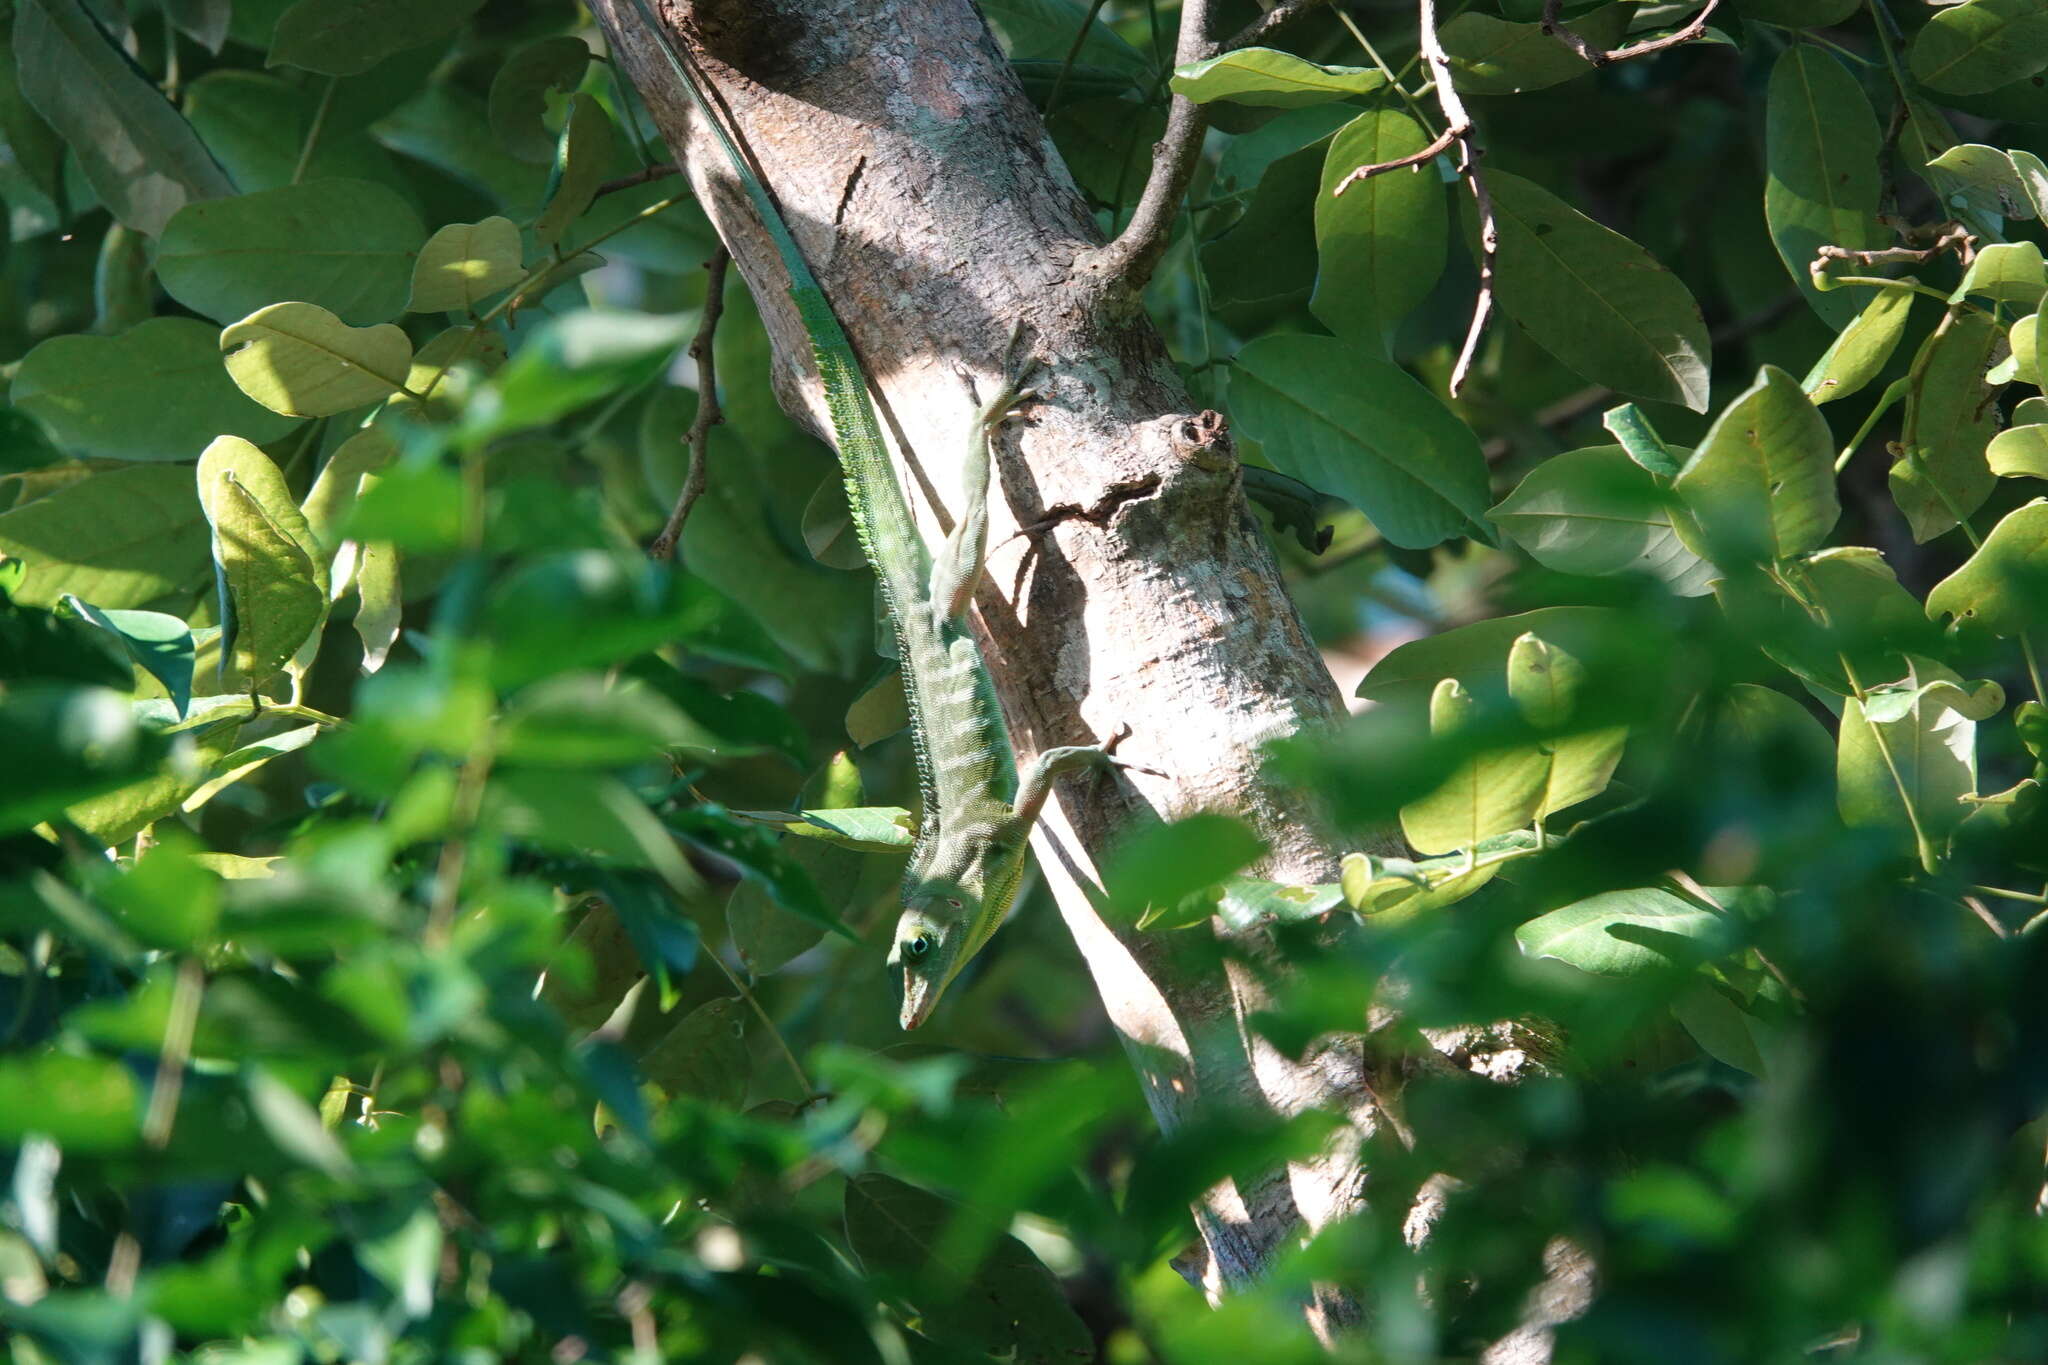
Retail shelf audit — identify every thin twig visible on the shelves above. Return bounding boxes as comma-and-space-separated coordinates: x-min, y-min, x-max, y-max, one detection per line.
595, 161, 681, 198
141, 958, 204, 1149
1331, 125, 1458, 194
1220, 0, 1334, 53
651, 250, 731, 561
1541, 0, 1723, 66
1412, 0, 1495, 395
1813, 222, 1976, 272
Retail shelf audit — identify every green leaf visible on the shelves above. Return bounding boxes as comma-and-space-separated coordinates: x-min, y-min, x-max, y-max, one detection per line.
477, 309, 693, 445
1438, 3, 1634, 95
1515, 887, 1733, 976
1603, 403, 1682, 480
1802, 285, 1913, 405
844, 666, 909, 747
0, 685, 159, 834
1480, 168, 1712, 411
496, 674, 700, 767
639, 997, 749, 1106
0, 7, 64, 207
1838, 663, 2001, 847
2010, 310, 2043, 387
1734, 0, 1859, 24
185, 70, 407, 194
300, 428, 398, 553
1764, 46, 1886, 328
1170, 47, 1386, 108
1988, 425, 2048, 480
197, 435, 328, 689
1201, 139, 1324, 304
534, 92, 613, 248
0, 463, 210, 608
221, 301, 414, 417
245, 1066, 355, 1177
1312, 109, 1446, 353
1108, 813, 1269, 925
1926, 499, 2048, 637
1923, 142, 2042, 224
734, 806, 919, 853
1508, 631, 1626, 818
1229, 333, 1491, 548
1672, 981, 1767, 1076
60, 596, 194, 716
670, 805, 851, 941
1673, 365, 1838, 562
488, 34, 592, 164
730, 755, 892, 975
1212, 878, 1345, 933
1777, 546, 1939, 690
0, 1050, 140, 1153
1909, 0, 2048, 95
405, 216, 525, 314
12, 0, 234, 235
1400, 677, 1549, 856
1044, 95, 1168, 209
1489, 445, 1713, 595
10, 317, 302, 463
1951, 240, 2046, 305
844, 1173, 1093, 1364
266, 0, 486, 78
1894, 311, 2001, 542
159, 179, 426, 327
1340, 842, 1520, 917
353, 538, 401, 672
181, 722, 321, 813
1357, 604, 1618, 708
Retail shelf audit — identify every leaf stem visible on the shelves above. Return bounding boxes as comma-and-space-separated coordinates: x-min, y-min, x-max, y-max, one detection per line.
703, 946, 813, 1101
292, 77, 340, 186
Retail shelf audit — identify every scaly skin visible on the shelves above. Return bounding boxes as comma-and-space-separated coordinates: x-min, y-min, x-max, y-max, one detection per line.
630, 2, 1120, 1028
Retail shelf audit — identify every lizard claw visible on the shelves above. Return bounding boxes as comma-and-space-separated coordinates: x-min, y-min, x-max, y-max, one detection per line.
1100, 723, 1165, 777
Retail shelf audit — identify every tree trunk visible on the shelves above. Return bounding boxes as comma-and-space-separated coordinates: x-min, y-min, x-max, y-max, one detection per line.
592, 0, 1394, 1334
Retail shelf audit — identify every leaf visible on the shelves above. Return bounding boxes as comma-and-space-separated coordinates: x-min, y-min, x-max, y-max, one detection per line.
729, 755, 891, 975
1400, 677, 1549, 856
161, 0, 230, 52
1515, 887, 1733, 977
221, 302, 414, 417
1764, 46, 1886, 328
1926, 500, 2048, 637
266, 0, 486, 78
301, 428, 398, 553
1105, 813, 1269, 924
0, 463, 210, 608
534, 92, 613, 248
12, 0, 234, 235
772, 807, 920, 852
1201, 140, 1325, 304
1603, 403, 1682, 480
245, 1067, 355, 1178
1212, 878, 1345, 933
0, 1050, 140, 1153
1909, 0, 2048, 95
844, 1173, 1093, 1365
1340, 845, 1510, 917
1893, 311, 2001, 542
1802, 286, 1913, 405
2009, 310, 2043, 387
1312, 109, 1447, 354
185, 69, 407, 194
60, 596, 194, 716
1923, 142, 2041, 224
1989, 425, 2048, 480
0, 685, 161, 834
10, 317, 302, 463
353, 538, 401, 672
1439, 3, 1634, 95
1170, 47, 1387, 107
1480, 169, 1712, 411
0, 9, 64, 207
1507, 632, 1626, 818
406, 217, 525, 314
197, 435, 329, 688
801, 477, 867, 570
1489, 445, 1713, 595
1230, 333, 1491, 548
497, 674, 700, 767
1672, 365, 1838, 562
1951, 240, 2046, 305
1357, 604, 1618, 709
488, 34, 592, 164
1838, 664, 2001, 847
159, 179, 426, 327
182, 723, 321, 812
1672, 981, 1767, 1076
639, 996, 749, 1106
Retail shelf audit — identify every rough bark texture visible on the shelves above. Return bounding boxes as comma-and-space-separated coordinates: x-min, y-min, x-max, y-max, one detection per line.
590, 0, 1485, 1339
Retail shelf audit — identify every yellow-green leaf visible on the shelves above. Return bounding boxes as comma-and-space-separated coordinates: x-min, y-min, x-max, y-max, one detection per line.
407, 216, 526, 313
534, 92, 613, 247
197, 435, 329, 688
1170, 47, 1386, 107
1674, 365, 1838, 562
1926, 499, 2048, 637
221, 301, 413, 417
1399, 677, 1548, 856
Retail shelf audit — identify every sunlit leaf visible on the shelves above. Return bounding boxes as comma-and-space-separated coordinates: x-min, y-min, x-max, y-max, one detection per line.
1171, 47, 1386, 107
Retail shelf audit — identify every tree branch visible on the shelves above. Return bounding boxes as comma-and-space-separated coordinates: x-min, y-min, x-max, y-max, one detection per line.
1221, 0, 1334, 53
597, 160, 681, 198
1541, 0, 1722, 66
1416, 0, 1496, 395
650, 249, 729, 561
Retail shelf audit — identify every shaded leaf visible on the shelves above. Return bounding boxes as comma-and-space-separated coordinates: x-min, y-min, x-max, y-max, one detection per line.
639, 996, 749, 1106
1171, 47, 1386, 107
197, 435, 328, 688
1673, 365, 1837, 562
60, 596, 194, 716
534, 92, 612, 248
0, 463, 210, 608
1765, 46, 1886, 327
1439, 3, 1634, 95
1481, 168, 1712, 410
488, 34, 592, 164
1312, 109, 1446, 354
1894, 311, 2001, 542
1489, 445, 1713, 594
266, 0, 486, 78
1909, 0, 2048, 95
1516, 887, 1733, 976
1802, 285, 1913, 405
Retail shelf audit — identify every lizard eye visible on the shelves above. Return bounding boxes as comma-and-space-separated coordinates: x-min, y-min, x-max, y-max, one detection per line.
903, 934, 932, 961
945, 897, 963, 909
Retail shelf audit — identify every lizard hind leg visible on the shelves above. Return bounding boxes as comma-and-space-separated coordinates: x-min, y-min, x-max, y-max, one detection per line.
1009, 724, 1156, 828
930, 323, 1041, 622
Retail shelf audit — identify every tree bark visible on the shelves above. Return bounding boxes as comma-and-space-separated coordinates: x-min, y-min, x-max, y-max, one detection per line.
591, 0, 1394, 1334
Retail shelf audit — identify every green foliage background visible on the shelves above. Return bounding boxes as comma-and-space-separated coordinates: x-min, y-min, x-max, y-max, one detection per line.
3, 0, 2048, 1360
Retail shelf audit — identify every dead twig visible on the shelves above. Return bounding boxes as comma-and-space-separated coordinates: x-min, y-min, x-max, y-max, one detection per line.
1221, 0, 1335, 53
596, 161, 680, 198
1414, 0, 1496, 395
1541, 0, 1723, 66
650, 249, 730, 561
1814, 221, 1977, 272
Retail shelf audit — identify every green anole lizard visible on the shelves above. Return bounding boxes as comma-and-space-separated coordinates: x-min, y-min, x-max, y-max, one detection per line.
622, 0, 1127, 1029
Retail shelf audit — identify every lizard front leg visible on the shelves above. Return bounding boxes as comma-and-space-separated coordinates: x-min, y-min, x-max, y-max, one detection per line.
929, 325, 1037, 623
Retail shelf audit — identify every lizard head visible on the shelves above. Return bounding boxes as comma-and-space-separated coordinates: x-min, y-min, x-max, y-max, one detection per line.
889, 902, 963, 1030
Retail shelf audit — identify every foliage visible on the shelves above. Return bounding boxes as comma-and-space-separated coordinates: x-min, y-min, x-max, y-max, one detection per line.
2, 0, 2047, 1362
